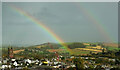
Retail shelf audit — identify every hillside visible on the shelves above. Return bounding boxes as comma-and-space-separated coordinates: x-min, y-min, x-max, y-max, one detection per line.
2, 42, 119, 57
103, 43, 118, 47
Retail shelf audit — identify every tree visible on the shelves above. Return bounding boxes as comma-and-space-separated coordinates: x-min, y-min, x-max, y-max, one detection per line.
61, 57, 65, 60
68, 43, 86, 49
102, 48, 105, 54
73, 58, 85, 70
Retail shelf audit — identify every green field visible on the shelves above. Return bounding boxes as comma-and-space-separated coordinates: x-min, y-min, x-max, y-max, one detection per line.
106, 47, 120, 51
70, 49, 90, 55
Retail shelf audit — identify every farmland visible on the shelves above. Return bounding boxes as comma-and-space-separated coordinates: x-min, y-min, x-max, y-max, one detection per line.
13, 49, 25, 54
1, 42, 119, 57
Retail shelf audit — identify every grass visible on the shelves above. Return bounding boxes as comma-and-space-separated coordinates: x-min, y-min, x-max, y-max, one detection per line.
106, 47, 120, 51
13, 49, 25, 54
70, 49, 90, 55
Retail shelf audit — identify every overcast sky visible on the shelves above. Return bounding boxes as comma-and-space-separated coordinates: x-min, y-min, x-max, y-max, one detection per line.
2, 0, 119, 2
2, 2, 118, 46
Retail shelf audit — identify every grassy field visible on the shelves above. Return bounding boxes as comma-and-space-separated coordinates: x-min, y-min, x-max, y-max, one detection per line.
103, 43, 118, 47
13, 49, 25, 54
75, 48, 102, 52
71, 49, 90, 55
47, 48, 90, 55
105, 46, 120, 51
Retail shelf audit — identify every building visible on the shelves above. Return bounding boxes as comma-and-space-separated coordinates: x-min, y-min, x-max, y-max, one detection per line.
8, 47, 14, 59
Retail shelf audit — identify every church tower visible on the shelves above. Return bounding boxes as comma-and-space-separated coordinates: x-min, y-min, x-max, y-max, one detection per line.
8, 47, 14, 58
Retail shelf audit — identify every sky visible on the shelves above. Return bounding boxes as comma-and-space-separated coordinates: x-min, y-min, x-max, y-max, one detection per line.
2, 2, 118, 46
2, 0, 119, 2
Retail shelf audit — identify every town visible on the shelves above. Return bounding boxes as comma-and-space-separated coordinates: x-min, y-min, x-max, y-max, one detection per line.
0, 42, 120, 70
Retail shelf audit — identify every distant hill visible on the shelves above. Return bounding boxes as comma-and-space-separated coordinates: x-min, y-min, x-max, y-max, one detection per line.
34, 43, 62, 49
103, 43, 118, 47
34, 42, 87, 49
3, 42, 119, 56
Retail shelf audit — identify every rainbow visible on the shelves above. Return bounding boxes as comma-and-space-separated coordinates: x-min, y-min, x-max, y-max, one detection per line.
8, 3, 115, 54
74, 3, 114, 42
9, 5, 73, 54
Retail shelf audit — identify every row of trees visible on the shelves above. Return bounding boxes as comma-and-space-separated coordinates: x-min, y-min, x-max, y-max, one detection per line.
68, 43, 86, 49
